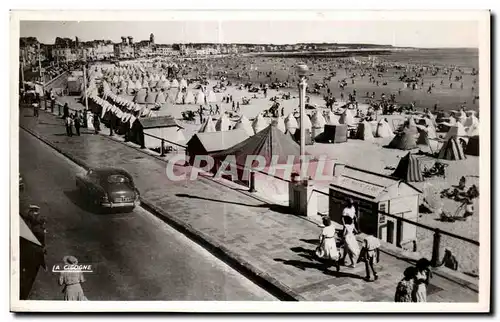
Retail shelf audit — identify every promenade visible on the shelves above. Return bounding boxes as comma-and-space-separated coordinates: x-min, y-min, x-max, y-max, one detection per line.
19, 100, 479, 302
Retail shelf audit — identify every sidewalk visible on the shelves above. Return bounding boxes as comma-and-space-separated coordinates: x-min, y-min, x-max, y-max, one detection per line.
19, 103, 479, 302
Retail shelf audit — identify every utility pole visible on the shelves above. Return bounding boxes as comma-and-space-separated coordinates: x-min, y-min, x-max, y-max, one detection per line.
38, 43, 45, 109
82, 49, 89, 112
20, 50, 26, 91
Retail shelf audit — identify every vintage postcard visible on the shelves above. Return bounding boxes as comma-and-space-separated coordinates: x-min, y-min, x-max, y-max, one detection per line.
10, 10, 490, 312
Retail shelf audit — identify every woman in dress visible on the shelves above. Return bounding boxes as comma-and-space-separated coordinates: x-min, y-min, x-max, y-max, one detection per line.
316, 217, 341, 272
341, 222, 360, 268
59, 256, 87, 301
342, 198, 357, 231
395, 266, 417, 302
412, 258, 432, 302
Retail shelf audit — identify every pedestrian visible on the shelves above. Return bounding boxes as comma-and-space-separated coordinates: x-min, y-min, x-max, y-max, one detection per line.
281, 107, 284, 117
412, 258, 432, 302
215, 104, 220, 114
315, 216, 341, 272
359, 235, 381, 282
33, 101, 39, 117
59, 256, 87, 301
65, 115, 73, 137
232, 101, 235, 110
49, 89, 55, 113
26, 205, 46, 246
341, 198, 357, 230
341, 221, 360, 268
73, 113, 81, 136
237, 101, 240, 110
63, 103, 69, 119
394, 266, 417, 302
93, 112, 100, 134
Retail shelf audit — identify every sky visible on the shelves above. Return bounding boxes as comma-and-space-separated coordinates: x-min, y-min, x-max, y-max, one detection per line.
20, 20, 479, 48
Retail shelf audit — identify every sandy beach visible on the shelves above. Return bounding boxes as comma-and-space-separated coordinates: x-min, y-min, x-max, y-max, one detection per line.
97, 48, 480, 276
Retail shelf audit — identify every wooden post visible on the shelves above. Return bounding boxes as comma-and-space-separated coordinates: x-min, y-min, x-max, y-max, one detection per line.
431, 228, 442, 267
249, 171, 256, 192
160, 139, 165, 157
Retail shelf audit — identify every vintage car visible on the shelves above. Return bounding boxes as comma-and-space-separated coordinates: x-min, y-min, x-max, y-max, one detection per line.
76, 167, 140, 212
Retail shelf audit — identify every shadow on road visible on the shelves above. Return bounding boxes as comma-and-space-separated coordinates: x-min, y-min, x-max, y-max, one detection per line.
64, 189, 134, 216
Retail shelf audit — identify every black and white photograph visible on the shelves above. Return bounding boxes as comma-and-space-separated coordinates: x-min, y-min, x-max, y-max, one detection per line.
10, 10, 490, 312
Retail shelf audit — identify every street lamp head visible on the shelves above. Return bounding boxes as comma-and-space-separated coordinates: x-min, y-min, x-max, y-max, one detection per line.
296, 63, 309, 77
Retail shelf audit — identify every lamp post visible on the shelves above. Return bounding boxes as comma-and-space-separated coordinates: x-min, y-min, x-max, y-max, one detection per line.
296, 63, 308, 179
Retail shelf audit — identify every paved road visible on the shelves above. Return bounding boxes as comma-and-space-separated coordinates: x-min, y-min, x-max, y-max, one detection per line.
19, 129, 276, 301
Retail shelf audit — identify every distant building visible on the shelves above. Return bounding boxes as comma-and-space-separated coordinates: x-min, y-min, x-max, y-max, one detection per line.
155, 45, 178, 56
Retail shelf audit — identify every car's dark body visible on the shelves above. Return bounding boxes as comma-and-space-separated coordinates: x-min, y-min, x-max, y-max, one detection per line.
76, 167, 140, 212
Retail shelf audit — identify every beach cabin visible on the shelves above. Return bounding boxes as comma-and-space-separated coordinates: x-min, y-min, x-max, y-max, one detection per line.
130, 115, 185, 150
329, 165, 421, 248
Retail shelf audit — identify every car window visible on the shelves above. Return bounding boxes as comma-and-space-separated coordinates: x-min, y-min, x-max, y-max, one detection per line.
107, 174, 130, 184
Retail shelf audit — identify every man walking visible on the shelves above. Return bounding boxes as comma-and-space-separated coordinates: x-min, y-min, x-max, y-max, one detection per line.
93, 112, 100, 134
74, 113, 81, 136
65, 115, 73, 137
360, 235, 381, 282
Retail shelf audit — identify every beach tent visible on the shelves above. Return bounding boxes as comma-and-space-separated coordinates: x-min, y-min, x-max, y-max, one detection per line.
404, 116, 419, 135
285, 113, 298, 134
438, 137, 466, 160
339, 109, 356, 126
386, 129, 418, 150
184, 91, 195, 104
133, 91, 147, 104
416, 128, 432, 146
155, 91, 167, 105
355, 120, 374, 140
186, 129, 250, 166
325, 111, 340, 125
179, 78, 188, 89
391, 152, 424, 182
234, 115, 255, 136
196, 91, 206, 105
141, 78, 149, 89
445, 122, 467, 141
198, 117, 216, 133
457, 110, 467, 124
465, 135, 479, 156
171, 79, 180, 88
376, 119, 394, 138
175, 90, 184, 104
135, 79, 142, 89
145, 92, 157, 104
467, 123, 480, 137
213, 124, 303, 168
296, 114, 312, 131
149, 80, 158, 89
215, 114, 231, 131
464, 114, 479, 128
207, 90, 217, 103
252, 114, 269, 134
311, 111, 326, 135
274, 116, 286, 133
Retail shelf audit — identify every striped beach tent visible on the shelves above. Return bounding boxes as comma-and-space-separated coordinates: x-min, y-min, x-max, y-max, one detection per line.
199, 117, 216, 133
285, 113, 298, 134
252, 114, 269, 134
234, 115, 255, 136
355, 120, 374, 140
386, 129, 418, 150
215, 114, 231, 131
391, 152, 424, 182
438, 137, 466, 160
184, 90, 195, 104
